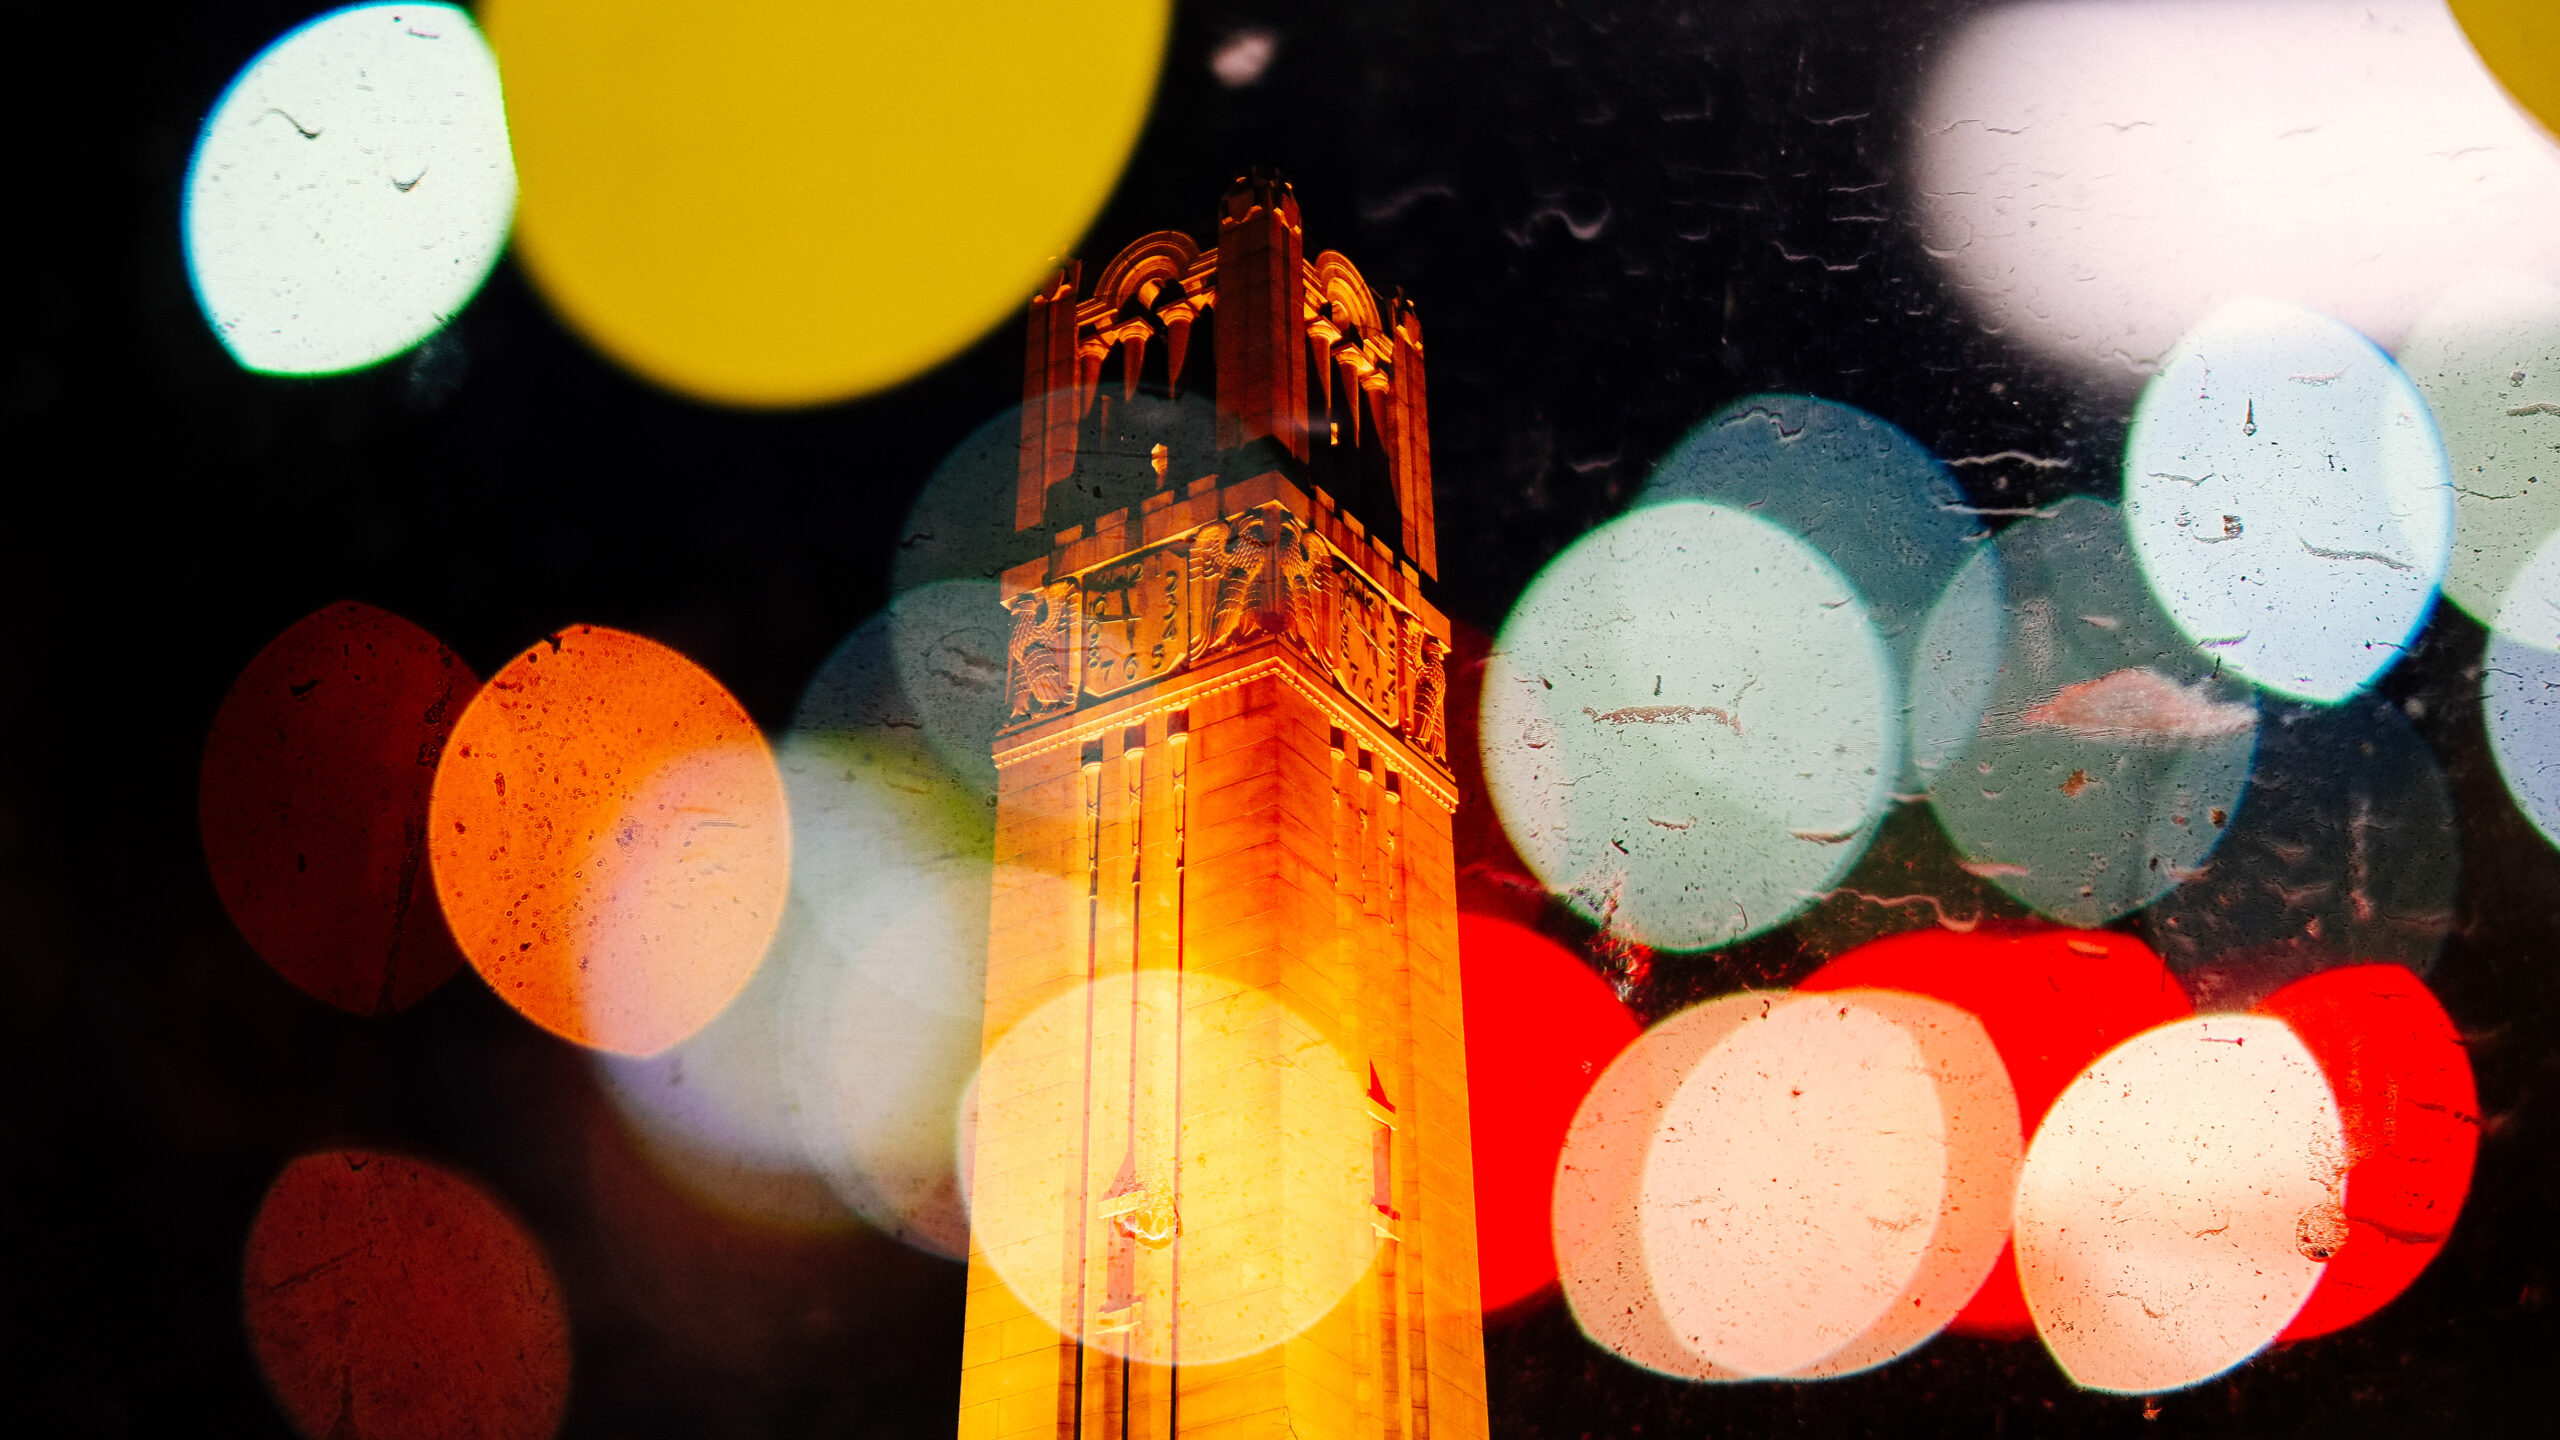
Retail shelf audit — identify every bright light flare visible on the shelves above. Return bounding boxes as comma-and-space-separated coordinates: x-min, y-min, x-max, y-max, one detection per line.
2399, 273, 2560, 631
185, 5, 513, 375
1641, 395, 1974, 670
2481, 526, 2560, 857
485, 1, 1171, 406
1800, 925, 2192, 1339
1922, 498, 2255, 926
2014, 1015, 2344, 1393
969, 970, 1377, 1366
1557, 990, 2019, 1379
1912, 0, 2560, 390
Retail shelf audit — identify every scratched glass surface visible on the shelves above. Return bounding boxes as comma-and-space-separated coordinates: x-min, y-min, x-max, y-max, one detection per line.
8, 2, 2555, 1437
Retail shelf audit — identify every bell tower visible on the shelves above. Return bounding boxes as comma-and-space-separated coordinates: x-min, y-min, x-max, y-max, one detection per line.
957, 175, 1485, 1440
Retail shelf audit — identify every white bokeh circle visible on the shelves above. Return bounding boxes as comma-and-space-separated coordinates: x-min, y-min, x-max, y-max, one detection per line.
2126, 299, 2452, 702
185, 4, 515, 374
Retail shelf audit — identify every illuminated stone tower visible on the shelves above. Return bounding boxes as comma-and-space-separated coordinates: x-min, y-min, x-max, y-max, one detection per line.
957, 175, 1486, 1440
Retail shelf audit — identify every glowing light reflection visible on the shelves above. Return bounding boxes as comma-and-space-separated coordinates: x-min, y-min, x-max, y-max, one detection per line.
487, 1, 1171, 406
1457, 914, 1640, 1313
1557, 991, 2017, 1379
185, 5, 513, 375
1800, 925, 2192, 1339
970, 970, 1376, 1366
2253, 965, 2479, 1340
2399, 273, 2560, 631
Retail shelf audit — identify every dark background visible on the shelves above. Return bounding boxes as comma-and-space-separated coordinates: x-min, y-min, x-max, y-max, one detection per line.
4, 1, 2553, 1435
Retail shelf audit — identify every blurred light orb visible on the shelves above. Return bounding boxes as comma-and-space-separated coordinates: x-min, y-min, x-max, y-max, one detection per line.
1211, 29, 1278, 89
430, 626, 789, 1056
1906, 543, 2008, 783
1800, 925, 2193, 1339
2014, 1015, 2344, 1394
2484, 530, 2560, 849
1556, 990, 2018, 1379
2399, 273, 2560, 631
971, 969, 1376, 1365
184, 5, 514, 375
244, 1150, 570, 1440
2451, 0, 2560, 141
785, 612, 997, 1021
2253, 965, 2479, 1341
1641, 395, 1976, 669
2126, 299, 2452, 702
777, 601, 1026, 1254
886, 579, 1012, 805
593, 896, 852, 1230
200, 602, 475, 1015
2143, 696, 2458, 1005
1483, 500, 1900, 952
1925, 497, 2256, 927
778, 905, 984, 1259
484, 1, 1171, 407
1457, 914, 1640, 1314
1913, 0, 2560, 391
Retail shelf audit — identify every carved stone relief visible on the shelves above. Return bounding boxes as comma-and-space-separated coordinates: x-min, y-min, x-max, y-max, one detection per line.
1001, 503, 1452, 775
1005, 580, 1079, 724
1082, 543, 1190, 699
1333, 558, 1402, 729
1404, 626, 1449, 764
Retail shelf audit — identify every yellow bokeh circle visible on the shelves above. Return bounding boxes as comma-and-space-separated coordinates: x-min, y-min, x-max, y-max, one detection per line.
2452, 0, 2560, 143
484, 1, 1171, 407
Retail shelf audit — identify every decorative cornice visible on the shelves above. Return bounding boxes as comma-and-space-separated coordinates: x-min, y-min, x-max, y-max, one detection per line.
993, 650, 1458, 813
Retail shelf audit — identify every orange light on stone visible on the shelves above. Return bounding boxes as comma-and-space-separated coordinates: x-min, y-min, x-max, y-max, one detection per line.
243, 1150, 571, 1440
429, 625, 788, 1056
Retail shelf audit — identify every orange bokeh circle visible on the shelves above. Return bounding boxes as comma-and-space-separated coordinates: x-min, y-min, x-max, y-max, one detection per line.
243, 1150, 571, 1440
430, 625, 789, 1055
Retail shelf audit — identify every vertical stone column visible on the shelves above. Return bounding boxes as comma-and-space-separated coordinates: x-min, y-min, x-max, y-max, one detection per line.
1212, 175, 1308, 461
1019, 264, 1086, 531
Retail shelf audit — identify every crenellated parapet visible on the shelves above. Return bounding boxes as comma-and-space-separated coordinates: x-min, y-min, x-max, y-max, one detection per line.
1012, 172, 1441, 580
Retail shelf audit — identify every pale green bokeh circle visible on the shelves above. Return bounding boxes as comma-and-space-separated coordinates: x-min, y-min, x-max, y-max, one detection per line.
1482, 501, 1900, 952
2401, 272, 2560, 630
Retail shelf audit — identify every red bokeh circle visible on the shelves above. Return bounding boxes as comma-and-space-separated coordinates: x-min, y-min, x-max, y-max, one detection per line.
200, 602, 477, 1015
242, 1149, 572, 1440
1460, 912, 1642, 1314
2255, 963, 2480, 1340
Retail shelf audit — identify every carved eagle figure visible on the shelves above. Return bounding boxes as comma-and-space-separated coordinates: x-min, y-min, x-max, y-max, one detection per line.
1005, 583, 1075, 720
1187, 518, 1261, 661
